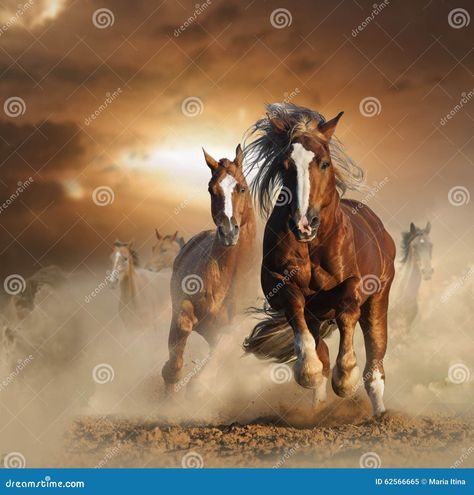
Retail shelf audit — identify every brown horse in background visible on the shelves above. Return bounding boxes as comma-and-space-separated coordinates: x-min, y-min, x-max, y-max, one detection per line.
145, 230, 185, 272
162, 145, 256, 395
244, 103, 395, 416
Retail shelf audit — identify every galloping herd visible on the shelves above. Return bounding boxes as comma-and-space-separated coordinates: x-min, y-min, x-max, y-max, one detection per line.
1, 103, 435, 418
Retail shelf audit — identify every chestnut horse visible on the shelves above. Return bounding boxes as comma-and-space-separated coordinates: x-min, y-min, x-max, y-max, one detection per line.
244, 103, 395, 416
145, 229, 185, 272
162, 145, 256, 394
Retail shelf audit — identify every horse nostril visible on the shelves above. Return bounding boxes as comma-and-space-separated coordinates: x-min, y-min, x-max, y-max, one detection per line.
234, 224, 239, 234
310, 217, 319, 227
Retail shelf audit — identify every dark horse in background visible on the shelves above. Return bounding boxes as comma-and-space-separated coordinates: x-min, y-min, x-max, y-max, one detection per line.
244, 103, 395, 416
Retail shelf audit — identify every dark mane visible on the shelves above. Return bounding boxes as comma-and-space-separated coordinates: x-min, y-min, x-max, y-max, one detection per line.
243, 102, 367, 217
400, 229, 420, 263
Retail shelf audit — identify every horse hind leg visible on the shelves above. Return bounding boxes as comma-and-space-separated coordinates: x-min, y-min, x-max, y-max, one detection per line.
161, 300, 196, 396
359, 283, 390, 416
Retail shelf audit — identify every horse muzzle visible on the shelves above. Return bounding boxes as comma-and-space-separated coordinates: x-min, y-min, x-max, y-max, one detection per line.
289, 213, 319, 243
217, 218, 239, 247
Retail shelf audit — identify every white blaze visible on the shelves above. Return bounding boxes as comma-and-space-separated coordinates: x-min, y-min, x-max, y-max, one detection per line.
290, 143, 314, 216
220, 174, 237, 220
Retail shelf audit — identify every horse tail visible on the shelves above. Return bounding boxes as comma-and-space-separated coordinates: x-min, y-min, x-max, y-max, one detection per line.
243, 304, 336, 363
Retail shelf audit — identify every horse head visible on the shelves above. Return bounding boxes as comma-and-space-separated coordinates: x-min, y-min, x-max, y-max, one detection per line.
145, 230, 183, 272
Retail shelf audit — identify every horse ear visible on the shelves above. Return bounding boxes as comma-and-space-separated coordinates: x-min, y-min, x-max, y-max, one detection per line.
317, 111, 344, 142
171, 231, 178, 241
202, 148, 219, 171
155, 228, 162, 240
128, 238, 135, 249
267, 113, 287, 134
410, 222, 416, 235
425, 221, 431, 234
234, 144, 243, 169
179, 236, 185, 248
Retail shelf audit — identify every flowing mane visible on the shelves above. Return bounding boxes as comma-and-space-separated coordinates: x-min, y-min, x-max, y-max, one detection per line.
400, 227, 423, 263
243, 102, 367, 216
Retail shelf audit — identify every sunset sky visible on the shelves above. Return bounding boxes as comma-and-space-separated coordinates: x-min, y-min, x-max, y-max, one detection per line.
0, 0, 472, 282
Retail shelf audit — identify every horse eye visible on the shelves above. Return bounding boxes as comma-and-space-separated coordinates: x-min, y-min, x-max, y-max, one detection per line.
239, 186, 246, 194
320, 161, 330, 170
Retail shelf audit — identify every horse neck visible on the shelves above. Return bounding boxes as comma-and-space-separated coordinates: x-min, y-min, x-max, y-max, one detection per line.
315, 188, 342, 238
120, 259, 137, 305
397, 249, 421, 301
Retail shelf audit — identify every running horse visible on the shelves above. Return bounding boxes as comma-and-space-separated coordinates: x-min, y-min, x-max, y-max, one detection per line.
390, 222, 433, 336
162, 145, 256, 394
145, 230, 185, 272
244, 103, 395, 416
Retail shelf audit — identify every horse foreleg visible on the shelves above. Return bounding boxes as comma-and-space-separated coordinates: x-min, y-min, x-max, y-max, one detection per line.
359, 284, 390, 416
306, 317, 330, 403
332, 277, 361, 398
161, 300, 195, 396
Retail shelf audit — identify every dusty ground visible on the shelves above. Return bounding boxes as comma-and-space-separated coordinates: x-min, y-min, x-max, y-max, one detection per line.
64, 408, 474, 468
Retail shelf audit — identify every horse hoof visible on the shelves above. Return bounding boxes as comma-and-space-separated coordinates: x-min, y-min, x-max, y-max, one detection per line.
331, 364, 360, 398
293, 357, 324, 389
